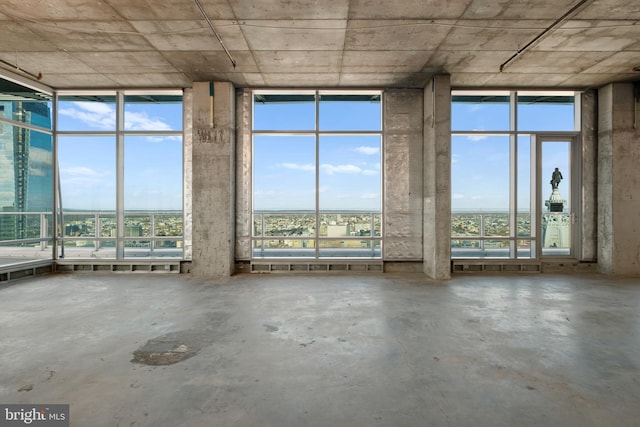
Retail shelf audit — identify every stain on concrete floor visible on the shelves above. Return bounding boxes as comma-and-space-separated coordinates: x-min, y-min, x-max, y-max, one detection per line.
131, 331, 204, 366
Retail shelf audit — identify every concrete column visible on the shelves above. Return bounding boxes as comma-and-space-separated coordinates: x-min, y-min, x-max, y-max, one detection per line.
579, 89, 597, 261
383, 89, 424, 269
191, 82, 236, 277
423, 75, 451, 280
235, 89, 252, 261
598, 83, 640, 275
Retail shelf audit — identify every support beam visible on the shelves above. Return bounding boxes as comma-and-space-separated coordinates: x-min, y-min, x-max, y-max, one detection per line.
191, 82, 236, 277
423, 75, 451, 279
598, 83, 640, 275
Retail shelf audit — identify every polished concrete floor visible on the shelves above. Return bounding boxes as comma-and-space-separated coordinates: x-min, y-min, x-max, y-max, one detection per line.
1, 272, 639, 427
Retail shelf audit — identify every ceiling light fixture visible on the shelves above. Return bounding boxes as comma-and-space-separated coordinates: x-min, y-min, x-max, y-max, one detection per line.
193, 0, 236, 69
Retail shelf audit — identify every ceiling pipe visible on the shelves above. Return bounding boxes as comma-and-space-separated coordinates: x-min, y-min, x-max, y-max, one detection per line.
193, 0, 237, 69
500, 0, 593, 72
0, 57, 42, 81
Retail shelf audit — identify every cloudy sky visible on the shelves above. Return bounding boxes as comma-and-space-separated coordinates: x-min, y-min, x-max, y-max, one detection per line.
451, 99, 574, 211
57, 100, 182, 211
252, 98, 382, 211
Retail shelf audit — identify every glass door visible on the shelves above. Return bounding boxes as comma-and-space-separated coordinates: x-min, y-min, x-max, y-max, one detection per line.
537, 137, 574, 257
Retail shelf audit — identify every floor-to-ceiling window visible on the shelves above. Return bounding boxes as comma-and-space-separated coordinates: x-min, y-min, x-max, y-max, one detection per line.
252, 91, 382, 259
451, 91, 578, 259
0, 78, 53, 267
56, 91, 183, 259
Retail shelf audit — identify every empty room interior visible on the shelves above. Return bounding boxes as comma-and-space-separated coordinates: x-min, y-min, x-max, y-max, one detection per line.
1, 0, 640, 426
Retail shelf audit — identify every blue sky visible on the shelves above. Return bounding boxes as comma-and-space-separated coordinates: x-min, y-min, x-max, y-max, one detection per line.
53, 93, 574, 213
253, 97, 382, 211
451, 99, 574, 211
57, 100, 182, 211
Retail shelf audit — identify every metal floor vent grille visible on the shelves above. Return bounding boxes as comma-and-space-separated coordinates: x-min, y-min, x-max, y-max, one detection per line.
0, 262, 55, 283
55, 261, 181, 273
452, 262, 541, 273
250, 261, 383, 273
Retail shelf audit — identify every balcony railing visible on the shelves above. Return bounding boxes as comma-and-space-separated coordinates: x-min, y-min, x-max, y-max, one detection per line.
252, 210, 382, 259
451, 211, 570, 258
0, 211, 183, 263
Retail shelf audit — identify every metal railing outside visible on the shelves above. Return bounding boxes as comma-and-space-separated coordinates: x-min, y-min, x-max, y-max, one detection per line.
252, 210, 382, 259
0, 211, 183, 260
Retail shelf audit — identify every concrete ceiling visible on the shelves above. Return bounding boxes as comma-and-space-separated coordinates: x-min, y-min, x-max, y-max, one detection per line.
0, 0, 639, 90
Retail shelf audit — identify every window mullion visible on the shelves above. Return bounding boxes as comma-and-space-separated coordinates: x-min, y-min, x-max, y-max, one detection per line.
315, 90, 320, 259
116, 91, 125, 259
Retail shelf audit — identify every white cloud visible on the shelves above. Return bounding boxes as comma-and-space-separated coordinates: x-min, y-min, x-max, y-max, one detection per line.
355, 146, 379, 155
59, 102, 176, 136
321, 164, 361, 175
280, 162, 315, 171
467, 134, 488, 141
452, 193, 465, 199
471, 195, 484, 200
61, 166, 103, 177
362, 169, 379, 176
126, 111, 173, 131
59, 102, 116, 130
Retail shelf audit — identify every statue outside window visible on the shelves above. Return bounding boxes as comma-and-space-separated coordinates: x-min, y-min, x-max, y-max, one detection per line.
550, 167, 563, 190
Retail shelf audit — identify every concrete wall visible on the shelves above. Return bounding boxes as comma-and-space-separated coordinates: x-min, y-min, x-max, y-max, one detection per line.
191, 82, 236, 277
383, 89, 424, 264
423, 76, 451, 280
598, 83, 640, 275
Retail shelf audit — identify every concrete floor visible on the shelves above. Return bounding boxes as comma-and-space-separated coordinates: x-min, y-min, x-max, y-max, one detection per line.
1, 272, 639, 427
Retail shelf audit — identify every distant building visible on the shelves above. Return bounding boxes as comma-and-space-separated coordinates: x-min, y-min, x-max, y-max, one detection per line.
0, 101, 53, 241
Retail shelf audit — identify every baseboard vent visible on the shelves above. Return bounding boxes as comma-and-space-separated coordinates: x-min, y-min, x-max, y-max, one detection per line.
250, 261, 383, 273
55, 261, 181, 273
0, 261, 55, 283
452, 262, 541, 273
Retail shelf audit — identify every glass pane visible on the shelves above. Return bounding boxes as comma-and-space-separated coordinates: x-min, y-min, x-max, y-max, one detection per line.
451, 134, 510, 259
155, 214, 183, 237
451, 135, 510, 212
63, 214, 96, 237
517, 136, 532, 242
484, 240, 510, 258
451, 214, 481, 237
57, 95, 116, 131
253, 94, 315, 130
319, 212, 375, 238
318, 239, 380, 258
124, 95, 182, 131
124, 215, 150, 238
252, 239, 315, 258
541, 141, 571, 256
483, 212, 509, 237
259, 212, 315, 238
517, 95, 575, 131
253, 135, 315, 211
319, 135, 381, 211
0, 98, 52, 128
0, 124, 53, 243
58, 136, 115, 211
451, 239, 482, 258
452, 95, 510, 131
517, 239, 534, 259
319, 94, 381, 131
99, 214, 116, 239
124, 136, 182, 211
